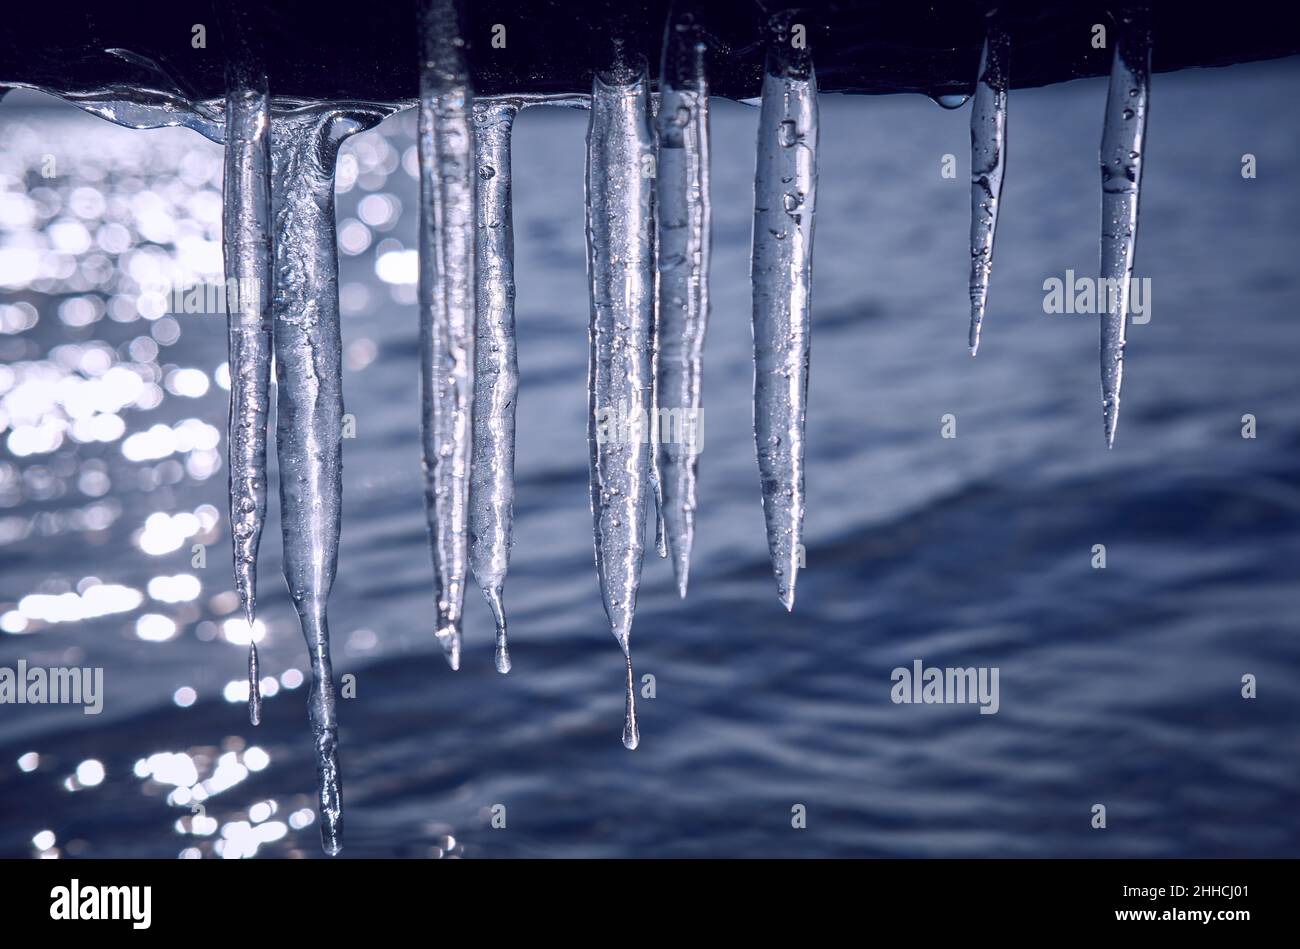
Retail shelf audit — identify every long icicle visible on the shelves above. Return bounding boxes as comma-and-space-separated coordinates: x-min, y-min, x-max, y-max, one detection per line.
648, 92, 668, 564
1099, 2, 1151, 448
967, 15, 1009, 356
655, 5, 711, 597
417, 0, 476, 670
270, 103, 387, 856
587, 49, 655, 750
751, 20, 818, 611
220, 9, 273, 727
469, 100, 519, 674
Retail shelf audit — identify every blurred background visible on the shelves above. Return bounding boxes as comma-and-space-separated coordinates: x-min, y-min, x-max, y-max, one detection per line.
0, 56, 1298, 858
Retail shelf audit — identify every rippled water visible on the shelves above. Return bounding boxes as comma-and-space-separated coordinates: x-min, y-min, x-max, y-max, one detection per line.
1, 58, 1299, 858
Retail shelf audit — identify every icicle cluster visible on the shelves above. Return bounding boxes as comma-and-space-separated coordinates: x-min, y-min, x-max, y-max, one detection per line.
20, 0, 1161, 854
966, 4, 1152, 448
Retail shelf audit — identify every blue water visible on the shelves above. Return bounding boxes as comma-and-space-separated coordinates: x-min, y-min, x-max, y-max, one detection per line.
1, 58, 1298, 858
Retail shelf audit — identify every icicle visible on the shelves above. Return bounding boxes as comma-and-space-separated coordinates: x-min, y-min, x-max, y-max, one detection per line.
1099, 3, 1152, 448
655, 7, 711, 597
464, 94, 587, 676
751, 23, 818, 611
638, 92, 669, 569
623, 653, 639, 750
650, 417, 668, 559
660, 7, 712, 595
221, 16, 273, 727
469, 100, 518, 675
270, 102, 388, 856
967, 18, 1009, 356
647, 93, 668, 563
246, 639, 260, 724
417, 0, 476, 671
586, 53, 655, 749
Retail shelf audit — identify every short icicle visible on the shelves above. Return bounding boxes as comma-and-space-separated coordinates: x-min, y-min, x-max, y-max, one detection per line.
623, 653, 639, 751
417, 0, 476, 670
750, 20, 818, 611
655, 4, 711, 597
1099, 2, 1152, 448
967, 15, 1009, 356
220, 8, 273, 727
469, 100, 519, 674
586, 47, 655, 750
270, 102, 389, 856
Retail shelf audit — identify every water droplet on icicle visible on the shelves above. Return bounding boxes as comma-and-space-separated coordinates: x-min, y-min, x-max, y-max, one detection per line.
417, 0, 476, 669
1099, 2, 1151, 448
751, 17, 817, 611
967, 19, 1009, 355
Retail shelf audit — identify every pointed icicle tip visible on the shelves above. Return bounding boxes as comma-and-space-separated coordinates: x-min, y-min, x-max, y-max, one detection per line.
613, 626, 631, 659
484, 586, 511, 673
621, 653, 640, 750
776, 556, 798, 612
436, 625, 462, 671
245, 599, 261, 726
247, 640, 262, 726
1104, 396, 1120, 449
244, 596, 262, 724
